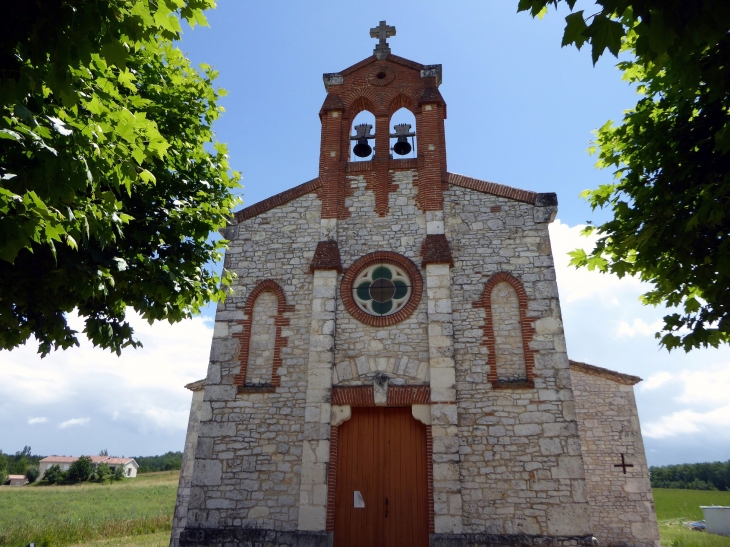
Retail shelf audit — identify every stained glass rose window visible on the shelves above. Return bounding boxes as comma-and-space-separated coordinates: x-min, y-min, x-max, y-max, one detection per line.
353, 263, 412, 316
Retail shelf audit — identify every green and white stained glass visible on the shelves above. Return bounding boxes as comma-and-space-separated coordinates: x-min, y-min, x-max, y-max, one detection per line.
353, 263, 411, 316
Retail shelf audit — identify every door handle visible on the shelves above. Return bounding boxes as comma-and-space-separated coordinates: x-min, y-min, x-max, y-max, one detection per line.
385, 497, 389, 518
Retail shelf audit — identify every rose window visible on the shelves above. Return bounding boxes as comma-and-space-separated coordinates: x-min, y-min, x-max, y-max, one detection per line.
353, 263, 412, 316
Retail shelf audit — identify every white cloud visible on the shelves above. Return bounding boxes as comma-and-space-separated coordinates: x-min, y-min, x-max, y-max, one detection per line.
674, 363, 730, 407
642, 363, 730, 438
548, 220, 645, 304
27, 417, 48, 425
643, 405, 730, 439
616, 318, 664, 338
641, 372, 674, 391
59, 417, 90, 429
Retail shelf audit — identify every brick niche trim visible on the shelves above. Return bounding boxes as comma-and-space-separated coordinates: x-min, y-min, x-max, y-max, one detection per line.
325, 385, 434, 533
421, 234, 453, 267
233, 280, 295, 392
310, 240, 342, 272
473, 272, 536, 388
340, 251, 423, 327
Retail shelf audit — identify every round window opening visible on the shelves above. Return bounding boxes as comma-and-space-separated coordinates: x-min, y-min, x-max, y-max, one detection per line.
353, 263, 412, 316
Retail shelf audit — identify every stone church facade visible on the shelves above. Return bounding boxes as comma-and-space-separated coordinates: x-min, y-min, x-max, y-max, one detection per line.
172, 23, 660, 547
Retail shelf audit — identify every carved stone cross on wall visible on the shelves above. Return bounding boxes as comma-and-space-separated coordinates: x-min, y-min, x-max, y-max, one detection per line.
614, 453, 635, 474
370, 21, 396, 60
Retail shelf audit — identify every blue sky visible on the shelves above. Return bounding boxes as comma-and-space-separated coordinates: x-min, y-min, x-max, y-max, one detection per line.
1, 2, 728, 466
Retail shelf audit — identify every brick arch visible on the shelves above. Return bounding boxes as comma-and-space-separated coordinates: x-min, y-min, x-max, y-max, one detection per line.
473, 272, 536, 388
345, 93, 379, 118
233, 280, 295, 391
388, 93, 416, 116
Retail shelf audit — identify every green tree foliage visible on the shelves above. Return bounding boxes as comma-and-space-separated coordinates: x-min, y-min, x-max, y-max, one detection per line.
25, 466, 40, 483
43, 464, 63, 484
0, 0, 240, 356
0, 446, 42, 477
518, 1, 730, 351
134, 451, 182, 473
0, 452, 8, 485
650, 461, 730, 490
110, 466, 125, 482
91, 462, 111, 483
67, 456, 93, 483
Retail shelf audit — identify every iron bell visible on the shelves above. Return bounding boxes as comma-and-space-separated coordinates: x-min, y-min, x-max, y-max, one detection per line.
392, 137, 411, 156
390, 123, 416, 156
350, 123, 375, 158
353, 138, 373, 158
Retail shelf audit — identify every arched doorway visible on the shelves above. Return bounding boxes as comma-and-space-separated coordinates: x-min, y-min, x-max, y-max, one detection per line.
333, 407, 429, 547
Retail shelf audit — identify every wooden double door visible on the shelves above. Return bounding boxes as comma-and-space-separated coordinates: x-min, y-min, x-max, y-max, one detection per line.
333, 407, 429, 547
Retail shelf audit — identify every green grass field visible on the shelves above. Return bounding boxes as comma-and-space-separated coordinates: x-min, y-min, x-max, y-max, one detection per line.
653, 489, 730, 547
3, 476, 730, 547
0, 471, 179, 547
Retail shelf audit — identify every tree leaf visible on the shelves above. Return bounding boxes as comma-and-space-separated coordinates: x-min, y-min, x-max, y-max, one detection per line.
562, 11, 588, 49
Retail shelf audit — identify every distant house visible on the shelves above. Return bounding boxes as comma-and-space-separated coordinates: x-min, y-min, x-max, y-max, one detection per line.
38, 455, 138, 481
7, 474, 28, 486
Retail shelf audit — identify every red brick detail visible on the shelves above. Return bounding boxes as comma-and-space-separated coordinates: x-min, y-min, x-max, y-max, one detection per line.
310, 240, 342, 272
235, 178, 322, 222
318, 56, 447, 219
420, 234, 453, 267
414, 103, 446, 212
232, 280, 295, 390
338, 54, 425, 77
444, 172, 538, 205
385, 53, 425, 72
419, 86, 445, 106
388, 93, 415, 115
389, 158, 418, 170
325, 424, 339, 532
472, 272, 537, 387
340, 55, 379, 76
331, 386, 375, 407
346, 160, 374, 173
331, 385, 431, 406
340, 251, 423, 327
319, 93, 344, 117
426, 425, 435, 534
387, 385, 431, 406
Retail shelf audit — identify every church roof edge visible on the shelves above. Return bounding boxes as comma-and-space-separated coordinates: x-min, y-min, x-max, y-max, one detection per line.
185, 379, 206, 391
444, 172, 557, 207
569, 360, 642, 385
323, 54, 441, 91
234, 178, 322, 223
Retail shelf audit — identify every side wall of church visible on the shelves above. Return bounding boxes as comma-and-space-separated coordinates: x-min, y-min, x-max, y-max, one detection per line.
184, 192, 322, 532
570, 368, 661, 547
171, 385, 205, 547
444, 185, 592, 537
334, 169, 430, 386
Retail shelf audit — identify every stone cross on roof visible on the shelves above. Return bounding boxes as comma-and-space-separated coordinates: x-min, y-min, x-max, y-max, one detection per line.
370, 21, 396, 60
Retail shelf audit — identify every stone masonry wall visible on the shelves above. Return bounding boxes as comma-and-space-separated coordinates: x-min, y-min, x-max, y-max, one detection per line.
570, 366, 661, 547
170, 383, 205, 547
490, 281, 527, 382
184, 192, 322, 532
444, 184, 592, 537
334, 169, 430, 386
245, 292, 278, 385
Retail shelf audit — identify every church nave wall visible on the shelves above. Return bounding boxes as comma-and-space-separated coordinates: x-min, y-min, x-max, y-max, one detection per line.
185, 192, 323, 532
334, 169, 431, 386
443, 185, 591, 537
